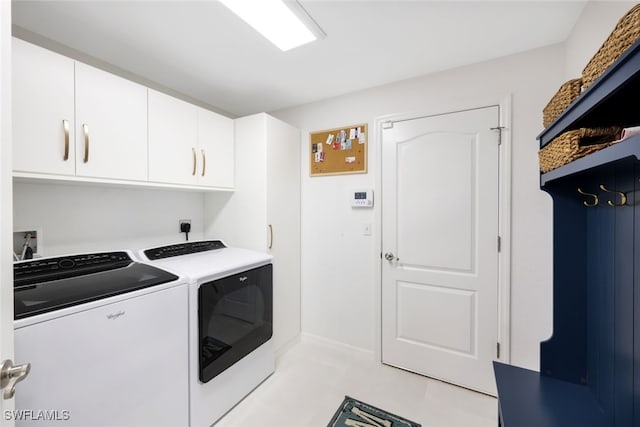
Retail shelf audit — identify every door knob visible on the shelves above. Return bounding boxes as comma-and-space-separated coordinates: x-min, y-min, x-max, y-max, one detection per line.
384, 252, 398, 261
1, 359, 30, 399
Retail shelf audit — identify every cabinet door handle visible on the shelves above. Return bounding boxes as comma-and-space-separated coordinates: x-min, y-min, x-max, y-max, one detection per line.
268, 224, 273, 249
82, 124, 89, 163
201, 149, 206, 177
192, 148, 196, 176
62, 119, 69, 161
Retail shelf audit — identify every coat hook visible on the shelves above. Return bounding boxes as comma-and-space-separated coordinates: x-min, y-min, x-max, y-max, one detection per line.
577, 187, 599, 207
598, 184, 627, 206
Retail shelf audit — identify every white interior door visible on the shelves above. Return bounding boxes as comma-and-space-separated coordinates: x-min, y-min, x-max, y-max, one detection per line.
381, 106, 500, 395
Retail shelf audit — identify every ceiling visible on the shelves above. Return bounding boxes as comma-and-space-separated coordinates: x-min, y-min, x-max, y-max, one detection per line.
12, 0, 587, 117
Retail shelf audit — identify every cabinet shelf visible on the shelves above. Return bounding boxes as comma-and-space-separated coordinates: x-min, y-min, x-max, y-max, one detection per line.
540, 135, 640, 186
539, 39, 640, 148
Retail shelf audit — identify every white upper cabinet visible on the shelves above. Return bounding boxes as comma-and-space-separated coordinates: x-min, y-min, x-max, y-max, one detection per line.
75, 62, 148, 181
13, 38, 75, 176
148, 89, 198, 186
197, 107, 234, 189
149, 90, 234, 188
13, 38, 233, 190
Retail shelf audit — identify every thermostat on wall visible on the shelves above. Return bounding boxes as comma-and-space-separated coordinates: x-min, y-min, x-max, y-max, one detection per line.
352, 189, 374, 208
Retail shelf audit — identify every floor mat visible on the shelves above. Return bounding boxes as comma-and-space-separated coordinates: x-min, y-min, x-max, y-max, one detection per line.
328, 395, 421, 427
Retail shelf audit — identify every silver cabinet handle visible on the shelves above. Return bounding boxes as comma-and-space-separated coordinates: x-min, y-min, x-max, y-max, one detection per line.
201, 149, 206, 177
0, 359, 30, 400
82, 124, 89, 163
63, 119, 70, 161
192, 148, 196, 176
268, 224, 273, 249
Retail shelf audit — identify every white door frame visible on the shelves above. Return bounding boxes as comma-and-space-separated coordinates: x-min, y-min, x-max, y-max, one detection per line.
1, 0, 16, 422
373, 96, 512, 366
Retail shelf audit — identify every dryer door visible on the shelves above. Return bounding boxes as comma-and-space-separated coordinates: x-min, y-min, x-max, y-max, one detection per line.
198, 264, 273, 383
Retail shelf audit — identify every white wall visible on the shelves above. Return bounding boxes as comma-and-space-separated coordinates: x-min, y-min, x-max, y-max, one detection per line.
13, 182, 204, 256
272, 44, 565, 369
564, 1, 637, 79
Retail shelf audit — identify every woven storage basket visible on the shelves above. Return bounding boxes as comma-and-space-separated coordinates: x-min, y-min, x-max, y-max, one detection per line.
539, 127, 622, 173
582, 3, 640, 89
542, 78, 583, 127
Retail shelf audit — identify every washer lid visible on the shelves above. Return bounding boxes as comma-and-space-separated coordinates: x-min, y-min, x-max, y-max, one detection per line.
14, 252, 179, 320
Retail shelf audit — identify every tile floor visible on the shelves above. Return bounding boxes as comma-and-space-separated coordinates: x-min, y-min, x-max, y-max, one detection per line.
215, 336, 498, 427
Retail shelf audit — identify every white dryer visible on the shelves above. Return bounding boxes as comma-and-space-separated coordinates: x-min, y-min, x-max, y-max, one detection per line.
137, 240, 274, 427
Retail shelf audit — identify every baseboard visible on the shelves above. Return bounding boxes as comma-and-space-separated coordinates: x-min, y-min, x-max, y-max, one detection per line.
301, 332, 376, 359
275, 334, 301, 359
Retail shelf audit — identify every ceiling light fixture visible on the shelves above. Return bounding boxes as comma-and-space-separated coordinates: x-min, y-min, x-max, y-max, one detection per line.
219, 0, 325, 51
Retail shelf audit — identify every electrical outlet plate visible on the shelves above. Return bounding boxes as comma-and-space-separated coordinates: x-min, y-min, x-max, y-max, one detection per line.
13, 227, 43, 260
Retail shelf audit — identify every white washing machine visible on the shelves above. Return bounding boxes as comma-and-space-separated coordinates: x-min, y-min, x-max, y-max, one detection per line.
13, 250, 189, 427
137, 240, 274, 427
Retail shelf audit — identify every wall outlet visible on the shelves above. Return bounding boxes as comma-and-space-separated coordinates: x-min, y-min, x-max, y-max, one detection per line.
13, 228, 42, 260
179, 219, 191, 232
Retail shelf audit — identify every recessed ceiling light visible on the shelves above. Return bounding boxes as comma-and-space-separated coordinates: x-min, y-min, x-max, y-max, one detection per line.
220, 0, 325, 51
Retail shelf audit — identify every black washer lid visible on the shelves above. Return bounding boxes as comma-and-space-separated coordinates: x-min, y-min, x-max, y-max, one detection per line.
14, 251, 133, 288
14, 252, 179, 320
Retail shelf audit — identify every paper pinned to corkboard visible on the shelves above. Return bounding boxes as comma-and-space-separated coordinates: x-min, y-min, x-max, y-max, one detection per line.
309, 124, 367, 176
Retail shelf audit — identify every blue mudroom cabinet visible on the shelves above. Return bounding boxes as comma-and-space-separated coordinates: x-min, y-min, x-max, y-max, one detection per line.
494, 40, 640, 426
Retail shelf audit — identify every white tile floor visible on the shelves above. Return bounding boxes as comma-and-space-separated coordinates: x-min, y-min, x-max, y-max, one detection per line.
215, 337, 498, 427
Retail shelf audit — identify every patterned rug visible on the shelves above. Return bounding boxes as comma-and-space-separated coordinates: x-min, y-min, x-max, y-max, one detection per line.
328, 396, 421, 427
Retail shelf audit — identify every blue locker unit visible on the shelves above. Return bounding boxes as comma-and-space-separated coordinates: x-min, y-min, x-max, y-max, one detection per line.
494, 39, 640, 427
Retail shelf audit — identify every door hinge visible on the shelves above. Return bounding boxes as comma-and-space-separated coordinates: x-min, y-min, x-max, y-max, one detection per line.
497, 236, 501, 252
497, 342, 501, 358
382, 121, 394, 130
490, 126, 504, 145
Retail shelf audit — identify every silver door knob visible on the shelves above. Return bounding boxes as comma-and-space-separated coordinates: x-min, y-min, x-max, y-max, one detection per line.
384, 252, 398, 261
1, 359, 30, 399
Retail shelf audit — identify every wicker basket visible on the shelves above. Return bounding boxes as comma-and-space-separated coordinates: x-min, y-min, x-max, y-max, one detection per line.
582, 3, 640, 89
539, 127, 622, 173
542, 78, 583, 127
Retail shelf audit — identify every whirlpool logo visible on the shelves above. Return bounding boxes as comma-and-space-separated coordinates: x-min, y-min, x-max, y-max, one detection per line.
106, 311, 125, 320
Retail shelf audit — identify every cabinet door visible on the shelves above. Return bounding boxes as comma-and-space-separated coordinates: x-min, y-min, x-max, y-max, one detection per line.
75, 62, 147, 181
197, 108, 234, 188
265, 116, 301, 352
12, 38, 75, 175
148, 90, 198, 185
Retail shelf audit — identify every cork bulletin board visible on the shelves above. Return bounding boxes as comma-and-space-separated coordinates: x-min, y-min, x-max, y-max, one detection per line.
309, 124, 367, 176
